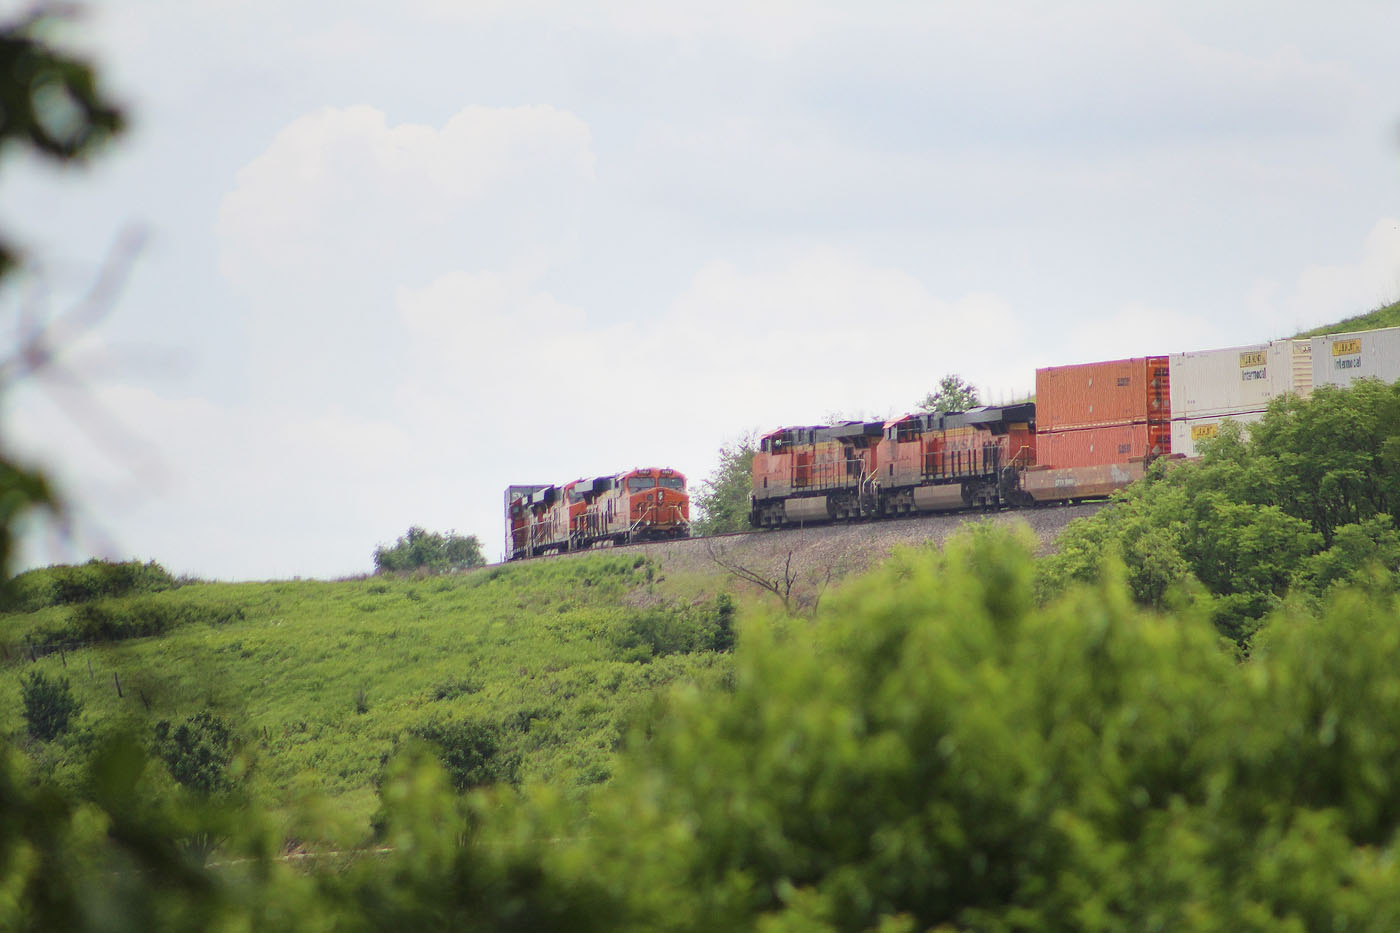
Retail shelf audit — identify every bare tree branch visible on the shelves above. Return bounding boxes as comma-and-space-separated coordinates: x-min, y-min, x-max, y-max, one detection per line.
705, 541, 798, 611
0, 226, 145, 388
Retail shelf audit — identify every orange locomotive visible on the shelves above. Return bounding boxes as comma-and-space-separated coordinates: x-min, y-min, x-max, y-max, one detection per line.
506, 467, 689, 560
750, 404, 1037, 527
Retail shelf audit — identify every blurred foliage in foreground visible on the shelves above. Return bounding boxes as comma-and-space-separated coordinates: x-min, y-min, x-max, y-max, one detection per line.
1039, 378, 1400, 646
10, 526, 1400, 929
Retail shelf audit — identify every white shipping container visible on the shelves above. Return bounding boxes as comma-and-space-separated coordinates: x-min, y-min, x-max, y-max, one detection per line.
1169, 410, 1267, 459
1169, 342, 1284, 418
1309, 326, 1400, 390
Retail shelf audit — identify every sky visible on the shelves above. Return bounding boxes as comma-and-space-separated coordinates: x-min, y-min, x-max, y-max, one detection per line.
2, 0, 1398, 579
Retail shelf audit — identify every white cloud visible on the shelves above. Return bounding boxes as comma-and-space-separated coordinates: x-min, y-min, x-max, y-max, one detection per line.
217, 103, 595, 288
1248, 218, 1400, 333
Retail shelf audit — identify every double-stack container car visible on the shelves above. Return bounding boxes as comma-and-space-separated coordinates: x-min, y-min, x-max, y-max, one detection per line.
1019, 356, 1170, 500
1167, 340, 1298, 457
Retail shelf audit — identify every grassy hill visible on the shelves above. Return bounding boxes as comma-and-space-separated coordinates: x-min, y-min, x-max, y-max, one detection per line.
1294, 298, 1400, 337
2, 509, 1095, 845
2, 554, 734, 838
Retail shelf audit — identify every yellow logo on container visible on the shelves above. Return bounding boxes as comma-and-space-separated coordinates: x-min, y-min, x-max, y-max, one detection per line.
1333, 339, 1362, 356
1190, 424, 1219, 441
1239, 350, 1266, 368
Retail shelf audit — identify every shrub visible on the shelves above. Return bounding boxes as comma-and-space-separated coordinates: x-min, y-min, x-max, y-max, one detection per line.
409, 719, 519, 791
431, 677, 483, 700
24, 596, 244, 651
20, 670, 82, 741
152, 712, 238, 796
576, 525, 1400, 929
609, 596, 737, 662
5, 559, 177, 612
374, 527, 486, 574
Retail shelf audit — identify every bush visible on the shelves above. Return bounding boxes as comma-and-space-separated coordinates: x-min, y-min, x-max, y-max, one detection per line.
374, 527, 486, 574
409, 719, 519, 791
573, 525, 1400, 929
28, 596, 244, 649
152, 712, 238, 796
609, 596, 738, 662
4, 559, 178, 612
20, 670, 81, 741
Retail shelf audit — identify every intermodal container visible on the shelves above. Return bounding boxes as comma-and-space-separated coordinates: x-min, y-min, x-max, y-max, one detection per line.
1168, 410, 1267, 459
1169, 342, 1282, 418
1036, 357, 1169, 430
1038, 423, 1164, 469
1308, 326, 1400, 391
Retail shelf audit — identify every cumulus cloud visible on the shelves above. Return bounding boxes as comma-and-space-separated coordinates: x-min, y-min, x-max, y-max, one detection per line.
1247, 218, 1400, 333
217, 103, 595, 288
397, 250, 1026, 430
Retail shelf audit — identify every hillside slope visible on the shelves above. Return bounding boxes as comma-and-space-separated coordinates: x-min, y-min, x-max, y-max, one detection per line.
2, 507, 1097, 838
2, 555, 732, 834
1294, 298, 1400, 337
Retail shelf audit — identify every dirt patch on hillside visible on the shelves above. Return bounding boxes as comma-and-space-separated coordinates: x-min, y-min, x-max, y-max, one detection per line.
631, 503, 1104, 607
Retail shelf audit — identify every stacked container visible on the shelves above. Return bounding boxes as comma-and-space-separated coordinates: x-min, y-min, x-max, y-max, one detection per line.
1307, 326, 1400, 391
1034, 357, 1170, 468
1167, 339, 1315, 457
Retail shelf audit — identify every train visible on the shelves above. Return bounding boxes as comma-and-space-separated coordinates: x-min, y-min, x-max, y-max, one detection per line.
505, 467, 690, 560
506, 325, 1400, 551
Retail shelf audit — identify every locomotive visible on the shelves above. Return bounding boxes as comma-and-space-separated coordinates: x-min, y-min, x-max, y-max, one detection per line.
506, 467, 690, 560
750, 404, 1039, 527
748, 355, 1174, 526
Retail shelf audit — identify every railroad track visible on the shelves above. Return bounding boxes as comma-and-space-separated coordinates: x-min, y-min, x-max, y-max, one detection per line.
497, 501, 1106, 568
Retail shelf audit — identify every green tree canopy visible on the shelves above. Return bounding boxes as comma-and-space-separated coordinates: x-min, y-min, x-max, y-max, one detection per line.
692, 435, 757, 535
564, 526, 1400, 929
373, 526, 486, 573
1038, 379, 1400, 645
918, 373, 981, 413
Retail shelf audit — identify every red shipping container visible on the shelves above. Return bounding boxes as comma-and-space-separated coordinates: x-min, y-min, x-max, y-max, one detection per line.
1036, 357, 1170, 430
1039, 423, 1167, 469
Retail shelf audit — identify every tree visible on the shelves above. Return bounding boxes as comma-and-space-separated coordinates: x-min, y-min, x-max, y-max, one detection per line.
918, 373, 981, 413
692, 435, 757, 535
409, 719, 519, 791
570, 526, 1400, 929
20, 670, 81, 741
152, 712, 238, 797
374, 526, 486, 573
1038, 383, 1400, 645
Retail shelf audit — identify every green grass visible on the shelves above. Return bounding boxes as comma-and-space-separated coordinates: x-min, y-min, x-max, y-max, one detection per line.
2, 553, 734, 838
1294, 299, 1400, 338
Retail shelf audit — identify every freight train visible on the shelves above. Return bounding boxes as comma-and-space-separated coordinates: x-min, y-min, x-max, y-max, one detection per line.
506, 467, 690, 560
749, 325, 1400, 528
505, 325, 1400, 549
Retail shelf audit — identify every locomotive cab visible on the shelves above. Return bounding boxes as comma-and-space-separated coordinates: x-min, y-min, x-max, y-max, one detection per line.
615, 468, 690, 542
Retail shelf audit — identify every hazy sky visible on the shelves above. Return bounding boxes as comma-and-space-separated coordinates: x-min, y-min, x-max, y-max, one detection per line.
3, 1, 1398, 578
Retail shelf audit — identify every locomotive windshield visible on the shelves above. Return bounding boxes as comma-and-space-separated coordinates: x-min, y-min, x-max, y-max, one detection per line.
628, 477, 656, 491
659, 477, 685, 490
